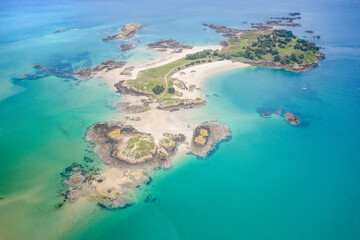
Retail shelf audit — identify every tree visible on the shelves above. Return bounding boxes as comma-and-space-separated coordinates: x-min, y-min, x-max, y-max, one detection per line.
168, 87, 175, 94
274, 55, 281, 62
152, 85, 165, 95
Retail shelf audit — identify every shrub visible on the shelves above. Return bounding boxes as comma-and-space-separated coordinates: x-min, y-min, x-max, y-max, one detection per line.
168, 87, 175, 94
274, 55, 281, 62
152, 85, 165, 95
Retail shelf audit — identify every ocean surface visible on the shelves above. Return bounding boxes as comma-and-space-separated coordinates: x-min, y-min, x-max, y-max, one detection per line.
1, 0, 360, 239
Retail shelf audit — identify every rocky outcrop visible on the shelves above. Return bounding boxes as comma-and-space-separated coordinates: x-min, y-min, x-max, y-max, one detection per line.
74, 59, 126, 78
120, 43, 135, 51
284, 113, 300, 125
147, 39, 193, 50
202, 24, 247, 38
102, 23, 145, 41
190, 122, 231, 157
117, 102, 150, 114
86, 122, 185, 168
114, 80, 154, 96
156, 99, 207, 112
60, 122, 187, 209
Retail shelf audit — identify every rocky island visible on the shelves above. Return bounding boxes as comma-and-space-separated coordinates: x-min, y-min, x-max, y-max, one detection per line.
284, 113, 300, 125
190, 122, 231, 157
102, 23, 145, 41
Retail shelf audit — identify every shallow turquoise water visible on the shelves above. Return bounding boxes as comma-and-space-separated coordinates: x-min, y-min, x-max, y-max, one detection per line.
1, 0, 360, 239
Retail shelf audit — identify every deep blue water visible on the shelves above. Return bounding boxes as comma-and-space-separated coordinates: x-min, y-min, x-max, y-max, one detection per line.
0, 0, 359, 239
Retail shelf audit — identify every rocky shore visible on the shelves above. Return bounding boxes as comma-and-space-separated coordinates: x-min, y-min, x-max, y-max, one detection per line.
114, 80, 154, 96
156, 99, 207, 111
147, 39, 193, 50
190, 122, 231, 157
60, 121, 187, 208
75, 59, 126, 78
202, 24, 247, 38
239, 51, 325, 73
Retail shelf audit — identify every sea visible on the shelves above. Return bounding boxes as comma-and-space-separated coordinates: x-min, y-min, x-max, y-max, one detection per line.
0, 0, 360, 239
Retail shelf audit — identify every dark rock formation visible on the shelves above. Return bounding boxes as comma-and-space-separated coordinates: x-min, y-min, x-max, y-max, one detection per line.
117, 102, 150, 113
156, 99, 207, 112
147, 39, 193, 50
190, 122, 231, 157
120, 43, 135, 51
120, 66, 135, 75
87, 122, 185, 168
114, 80, 154, 96
202, 24, 247, 38
284, 113, 300, 125
74, 59, 126, 78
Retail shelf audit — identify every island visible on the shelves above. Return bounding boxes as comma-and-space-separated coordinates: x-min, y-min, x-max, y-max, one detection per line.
59, 18, 323, 208
102, 23, 145, 41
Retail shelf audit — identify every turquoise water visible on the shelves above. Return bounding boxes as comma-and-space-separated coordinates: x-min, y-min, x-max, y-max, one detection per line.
1, 0, 360, 239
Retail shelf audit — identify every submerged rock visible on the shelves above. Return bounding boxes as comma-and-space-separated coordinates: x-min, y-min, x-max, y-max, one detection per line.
74, 59, 126, 78
120, 43, 135, 51
190, 122, 231, 157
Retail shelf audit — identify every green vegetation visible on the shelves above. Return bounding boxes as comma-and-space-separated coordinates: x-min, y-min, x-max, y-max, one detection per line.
185, 50, 212, 60
152, 85, 165, 95
168, 87, 175, 94
124, 135, 155, 159
222, 29, 321, 65
128, 51, 220, 94
120, 23, 142, 35
128, 58, 191, 91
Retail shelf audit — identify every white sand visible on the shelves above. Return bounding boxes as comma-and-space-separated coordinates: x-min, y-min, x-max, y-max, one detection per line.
97, 45, 222, 89
120, 60, 250, 144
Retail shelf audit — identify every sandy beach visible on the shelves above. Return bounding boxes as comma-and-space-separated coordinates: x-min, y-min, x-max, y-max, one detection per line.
115, 60, 250, 145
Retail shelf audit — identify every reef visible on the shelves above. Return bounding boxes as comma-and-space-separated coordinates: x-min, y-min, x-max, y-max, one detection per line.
190, 122, 231, 157
147, 39, 193, 50
74, 59, 126, 78
120, 43, 135, 51
202, 24, 248, 38
102, 23, 145, 41
284, 113, 300, 125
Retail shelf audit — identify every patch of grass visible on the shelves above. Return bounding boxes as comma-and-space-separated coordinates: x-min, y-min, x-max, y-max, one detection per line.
128, 58, 191, 91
